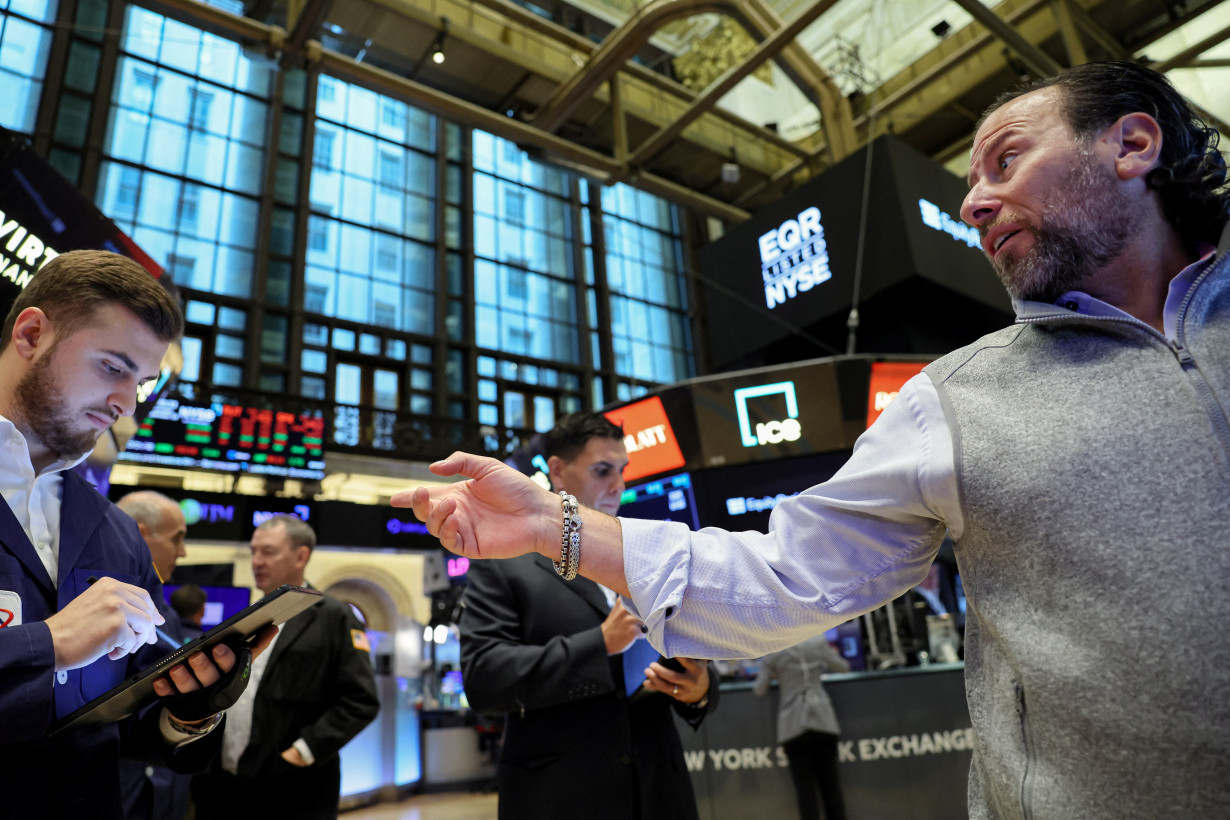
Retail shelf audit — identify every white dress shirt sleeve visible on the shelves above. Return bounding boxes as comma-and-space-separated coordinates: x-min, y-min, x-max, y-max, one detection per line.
621, 373, 962, 660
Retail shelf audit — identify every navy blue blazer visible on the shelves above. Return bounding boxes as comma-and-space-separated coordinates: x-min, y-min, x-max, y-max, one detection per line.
0, 470, 217, 819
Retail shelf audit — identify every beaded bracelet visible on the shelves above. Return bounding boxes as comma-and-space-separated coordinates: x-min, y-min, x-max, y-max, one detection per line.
553, 491, 582, 580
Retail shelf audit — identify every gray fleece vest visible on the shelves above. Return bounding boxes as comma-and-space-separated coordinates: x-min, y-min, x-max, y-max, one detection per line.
924, 230, 1230, 819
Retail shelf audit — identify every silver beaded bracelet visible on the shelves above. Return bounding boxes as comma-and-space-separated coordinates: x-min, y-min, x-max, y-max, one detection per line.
553, 491, 582, 580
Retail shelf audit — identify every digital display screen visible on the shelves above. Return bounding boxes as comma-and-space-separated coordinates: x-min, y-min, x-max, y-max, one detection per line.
120, 394, 326, 479
162, 583, 252, 630
0, 126, 169, 322
698, 134, 1012, 370
618, 472, 700, 530
690, 358, 868, 470
693, 451, 852, 533
867, 360, 929, 428
603, 395, 687, 482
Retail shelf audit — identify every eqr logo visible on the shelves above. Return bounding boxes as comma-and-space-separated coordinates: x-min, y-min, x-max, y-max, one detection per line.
734, 381, 802, 448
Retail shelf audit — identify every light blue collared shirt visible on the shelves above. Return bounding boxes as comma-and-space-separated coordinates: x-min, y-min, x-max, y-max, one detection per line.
621, 248, 1218, 660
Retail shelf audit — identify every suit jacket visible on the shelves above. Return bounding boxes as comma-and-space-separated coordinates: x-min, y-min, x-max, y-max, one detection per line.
753, 635, 850, 745
459, 554, 719, 820
195, 588, 379, 819
0, 470, 220, 820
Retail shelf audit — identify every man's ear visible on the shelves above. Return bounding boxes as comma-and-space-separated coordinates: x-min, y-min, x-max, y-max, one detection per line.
1106, 111, 1164, 181
136, 521, 152, 539
9, 307, 51, 360
545, 454, 564, 492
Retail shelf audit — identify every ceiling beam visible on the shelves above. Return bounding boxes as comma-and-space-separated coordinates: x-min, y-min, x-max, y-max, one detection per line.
530, 0, 854, 163
459, 0, 807, 158
282, 0, 335, 66
853, 0, 1049, 130
1049, 0, 1088, 66
1149, 17, 1230, 72
949, 0, 1062, 77
531, 0, 728, 133
628, 0, 839, 168
1061, 0, 1129, 59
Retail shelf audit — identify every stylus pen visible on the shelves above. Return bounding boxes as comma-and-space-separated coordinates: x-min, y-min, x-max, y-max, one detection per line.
155, 627, 184, 649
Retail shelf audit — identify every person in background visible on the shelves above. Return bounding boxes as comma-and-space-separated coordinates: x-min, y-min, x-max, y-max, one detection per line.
192, 515, 379, 820
396, 62, 1230, 816
754, 635, 850, 820
171, 583, 207, 640
115, 490, 187, 586
459, 412, 719, 820
0, 250, 267, 819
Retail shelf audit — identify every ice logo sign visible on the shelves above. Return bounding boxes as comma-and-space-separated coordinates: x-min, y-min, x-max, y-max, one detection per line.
918, 199, 980, 249
758, 206, 832, 309
734, 381, 802, 447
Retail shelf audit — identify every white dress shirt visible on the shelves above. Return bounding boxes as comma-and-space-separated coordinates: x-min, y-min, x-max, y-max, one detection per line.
0, 414, 90, 586
221, 625, 281, 773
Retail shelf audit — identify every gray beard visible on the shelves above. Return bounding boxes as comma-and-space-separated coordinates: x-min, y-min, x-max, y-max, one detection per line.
989, 150, 1136, 304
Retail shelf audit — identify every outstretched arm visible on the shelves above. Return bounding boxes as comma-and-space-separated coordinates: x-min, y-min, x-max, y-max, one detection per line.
390, 452, 631, 595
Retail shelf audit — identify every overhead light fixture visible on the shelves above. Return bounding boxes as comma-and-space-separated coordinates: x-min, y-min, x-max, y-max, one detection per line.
429, 17, 450, 65
721, 146, 740, 184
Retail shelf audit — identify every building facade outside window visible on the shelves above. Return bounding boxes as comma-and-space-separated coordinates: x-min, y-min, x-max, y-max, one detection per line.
0, 0, 58, 135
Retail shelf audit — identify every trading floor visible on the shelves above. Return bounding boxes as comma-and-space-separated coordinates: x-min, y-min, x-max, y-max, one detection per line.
344, 792, 496, 820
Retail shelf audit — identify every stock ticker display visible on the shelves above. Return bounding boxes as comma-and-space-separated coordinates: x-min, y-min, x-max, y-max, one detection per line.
120, 395, 326, 480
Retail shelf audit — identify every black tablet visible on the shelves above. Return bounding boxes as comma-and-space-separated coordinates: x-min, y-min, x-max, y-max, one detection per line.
47, 584, 322, 736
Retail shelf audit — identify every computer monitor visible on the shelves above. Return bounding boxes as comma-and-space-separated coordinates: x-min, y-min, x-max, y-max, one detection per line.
162, 584, 252, 629
617, 472, 701, 530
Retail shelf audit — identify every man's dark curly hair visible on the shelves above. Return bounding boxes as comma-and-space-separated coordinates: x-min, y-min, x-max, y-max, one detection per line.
982, 61, 1229, 243
543, 411, 623, 463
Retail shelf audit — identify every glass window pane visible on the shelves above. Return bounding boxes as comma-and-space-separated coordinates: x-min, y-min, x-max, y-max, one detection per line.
302, 349, 327, 373
180, 336, 202, 382
212, 362, 242, 385
332, 327, 355, 351
301, 376, 326, 400
533, 397, 555, 433
184, 300, 215, 325
217, 306, 246, 330
335, 362, 361, 405
304, 322, 328, 346
374, 369, 399, 410
97, 8, 271, 338
215, 334, 244, 359
503, 391, 525, 428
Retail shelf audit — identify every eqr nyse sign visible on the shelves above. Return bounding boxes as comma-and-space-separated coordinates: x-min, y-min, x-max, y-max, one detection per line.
758, 206, 831, 310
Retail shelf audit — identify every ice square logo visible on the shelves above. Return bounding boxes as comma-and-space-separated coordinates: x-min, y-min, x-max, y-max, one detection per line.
733, 381, 801, 447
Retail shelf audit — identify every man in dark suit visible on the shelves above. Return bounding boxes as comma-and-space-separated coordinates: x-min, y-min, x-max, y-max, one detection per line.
460, 412, 719, 820
0, 251, 261, 819
193, 515, 379, 820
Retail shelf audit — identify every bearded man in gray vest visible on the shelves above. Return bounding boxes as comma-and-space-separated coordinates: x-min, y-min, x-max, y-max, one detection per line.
396, 61, 1230, 819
